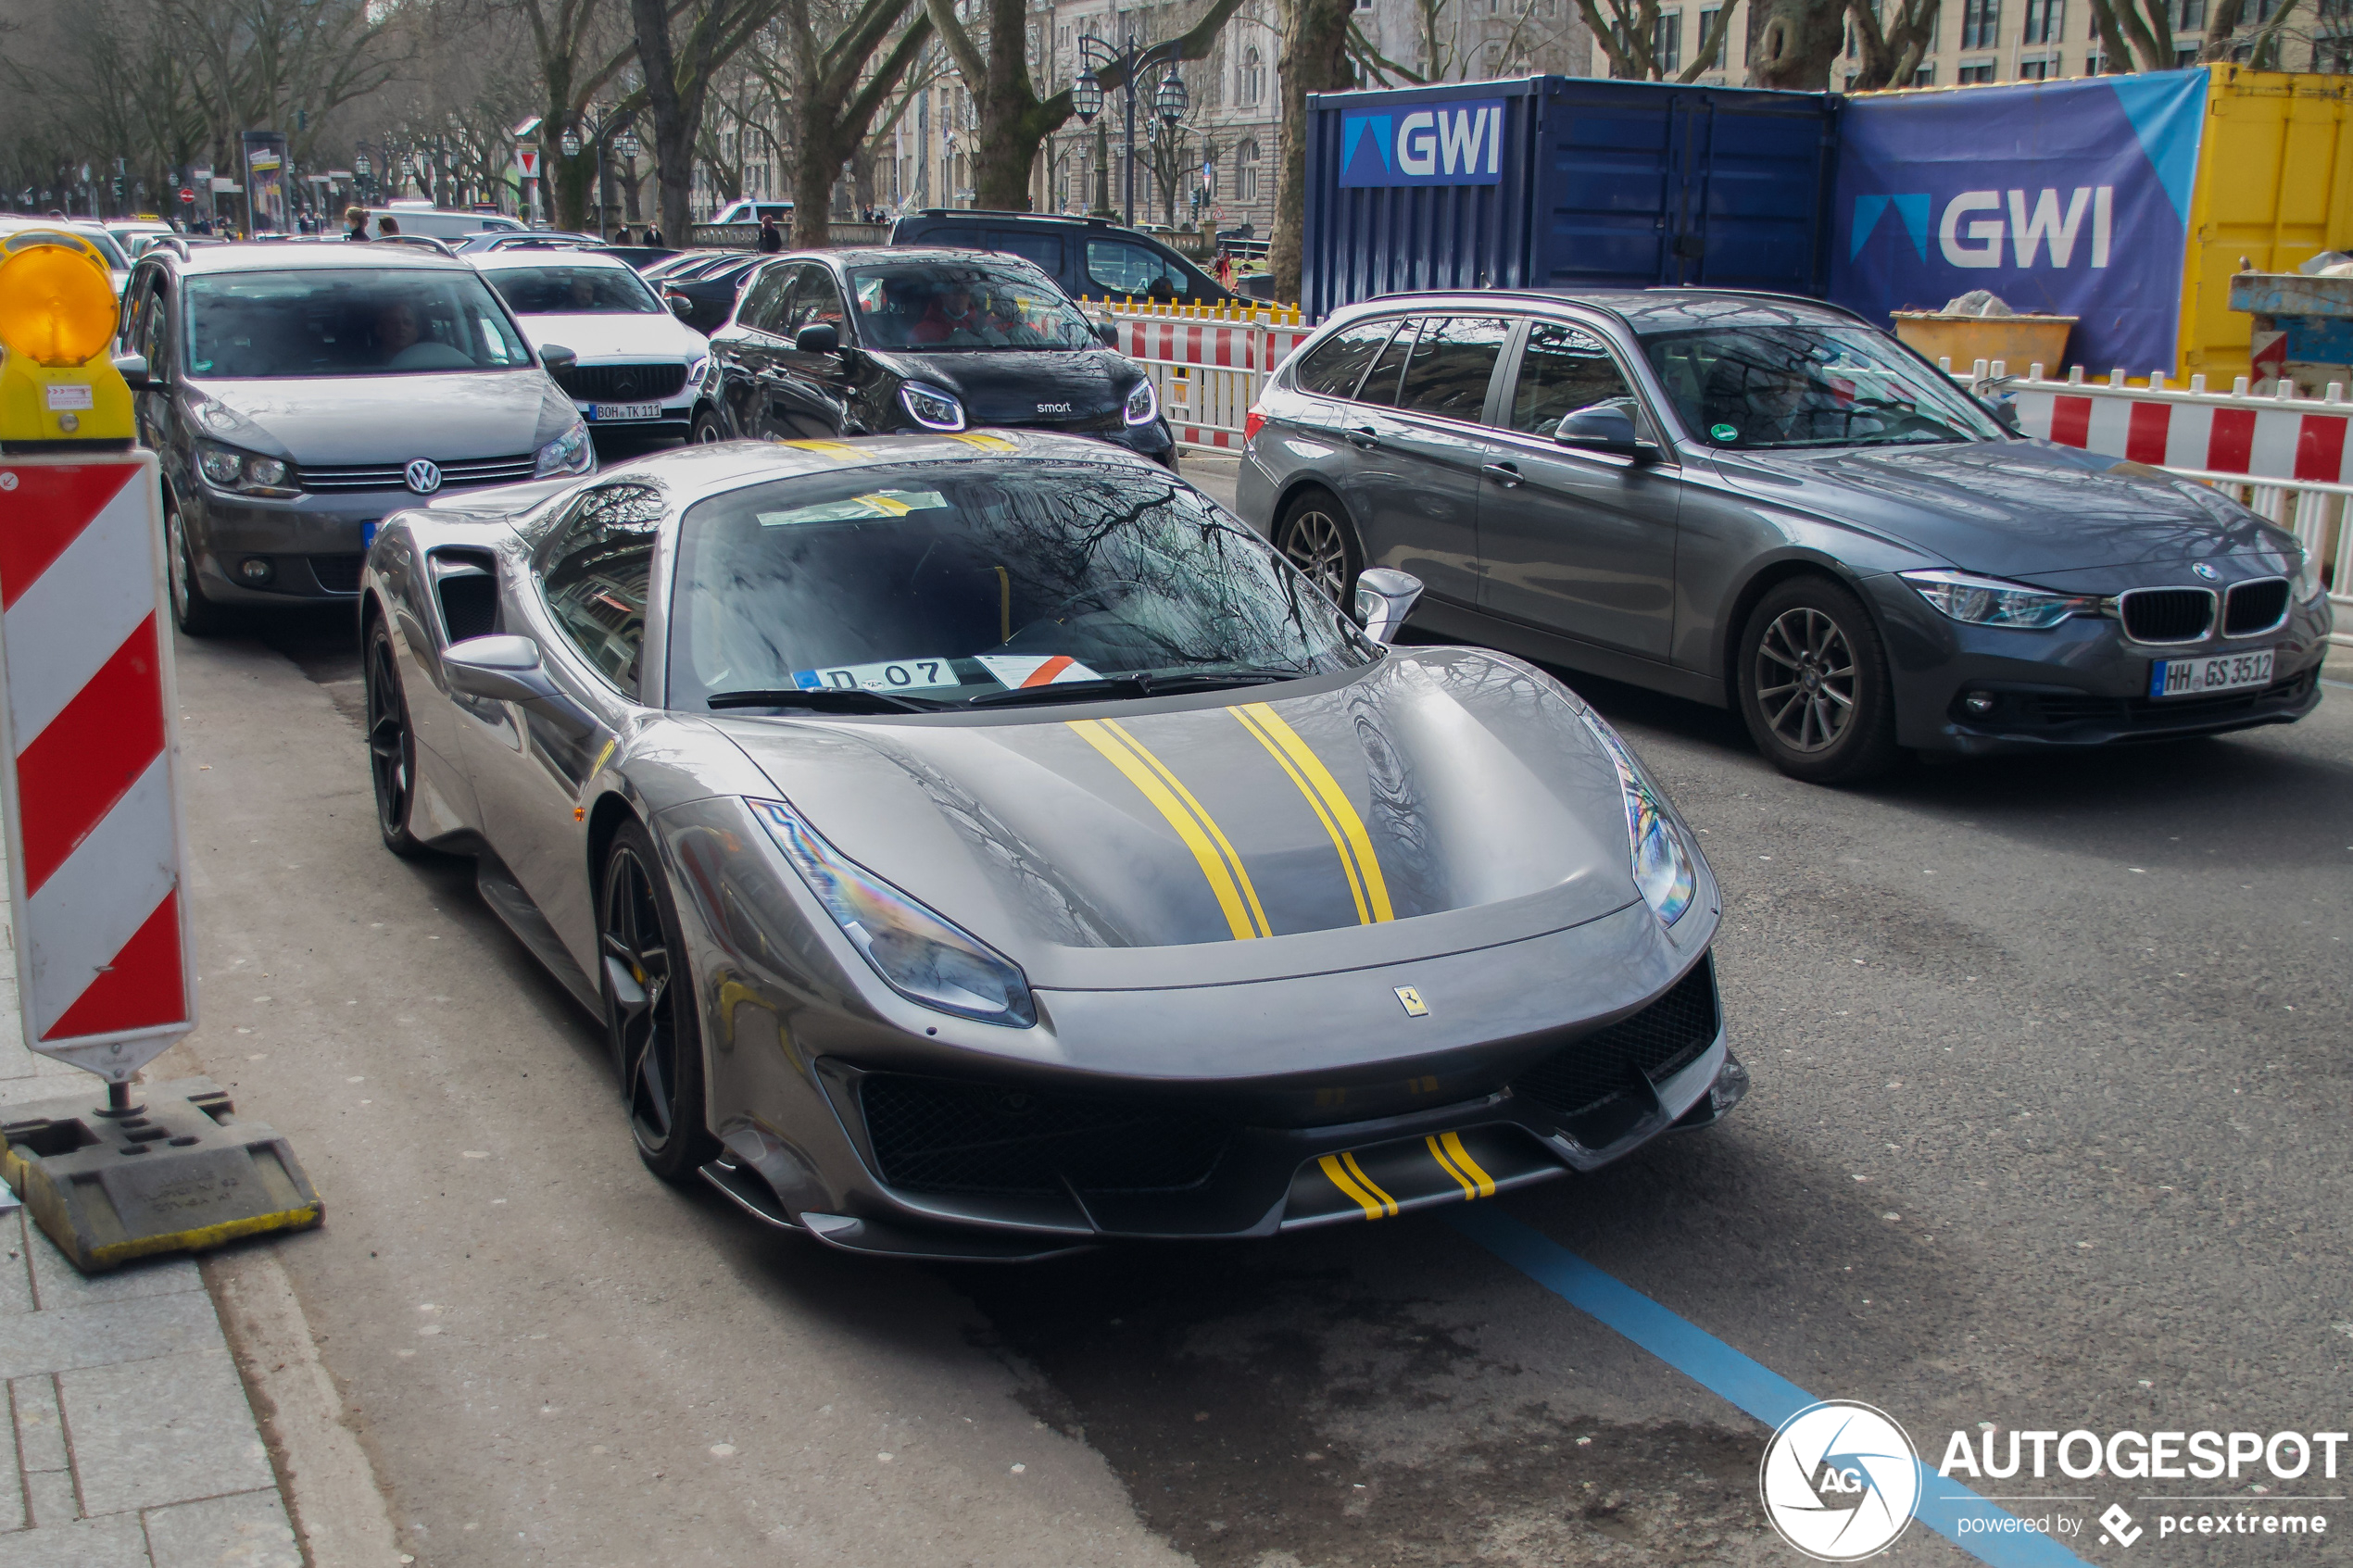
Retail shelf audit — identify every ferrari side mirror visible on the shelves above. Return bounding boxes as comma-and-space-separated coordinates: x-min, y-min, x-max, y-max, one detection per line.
444, 634, 559, 704
1353, 568, 1423, 645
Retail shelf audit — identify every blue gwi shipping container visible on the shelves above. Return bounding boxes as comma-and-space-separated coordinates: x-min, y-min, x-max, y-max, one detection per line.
1302, 76, 1842, 322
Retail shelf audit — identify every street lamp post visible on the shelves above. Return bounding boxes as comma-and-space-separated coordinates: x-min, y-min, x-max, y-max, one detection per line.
1074, 35, 1189, 230
561, 112, 641, 239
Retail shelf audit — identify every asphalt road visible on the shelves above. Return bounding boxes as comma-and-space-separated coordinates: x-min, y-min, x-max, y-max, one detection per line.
161, 452, 2353, 1568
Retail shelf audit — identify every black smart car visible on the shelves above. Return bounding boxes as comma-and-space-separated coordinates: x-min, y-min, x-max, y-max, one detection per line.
695, 248, 1176, 464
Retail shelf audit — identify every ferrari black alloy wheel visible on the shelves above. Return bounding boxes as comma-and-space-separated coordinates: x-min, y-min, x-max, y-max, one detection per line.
1275, 488, 1361, 605
599, 822, 718, 1182
1736, 575, 1899, 785
364, 621, 427, 857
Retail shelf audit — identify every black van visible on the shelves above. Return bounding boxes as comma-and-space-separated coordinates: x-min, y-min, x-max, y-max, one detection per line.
887, 209, 1236, 307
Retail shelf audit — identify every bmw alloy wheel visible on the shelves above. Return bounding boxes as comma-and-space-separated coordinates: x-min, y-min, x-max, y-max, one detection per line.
1280, 505, 1351, 602
1752, 607, 1856, 754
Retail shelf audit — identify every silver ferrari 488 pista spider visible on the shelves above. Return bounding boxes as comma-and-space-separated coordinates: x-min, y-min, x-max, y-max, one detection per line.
360, 432, 1743, 1260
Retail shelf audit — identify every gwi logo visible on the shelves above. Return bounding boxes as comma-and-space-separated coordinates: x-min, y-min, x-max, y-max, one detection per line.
1852, 188, 2116, 270
1338, 98, 1505, 189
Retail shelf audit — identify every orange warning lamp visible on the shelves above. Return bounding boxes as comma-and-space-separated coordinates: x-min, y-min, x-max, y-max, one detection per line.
0, 231, 134, 450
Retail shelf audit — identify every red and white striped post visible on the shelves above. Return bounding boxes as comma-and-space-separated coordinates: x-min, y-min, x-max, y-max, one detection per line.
0, 449, 195, 1085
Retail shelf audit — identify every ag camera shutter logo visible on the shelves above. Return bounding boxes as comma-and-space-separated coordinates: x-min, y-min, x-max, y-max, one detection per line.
1759, 1400, 1922, 1561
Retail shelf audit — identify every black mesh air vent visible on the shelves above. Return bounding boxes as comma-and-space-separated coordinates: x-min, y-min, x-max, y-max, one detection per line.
1512, 956, 1720, 1121
860, 1074, 1230, 1196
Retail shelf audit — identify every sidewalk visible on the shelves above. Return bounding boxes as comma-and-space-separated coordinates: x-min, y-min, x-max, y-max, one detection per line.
0, 837, 302, 1568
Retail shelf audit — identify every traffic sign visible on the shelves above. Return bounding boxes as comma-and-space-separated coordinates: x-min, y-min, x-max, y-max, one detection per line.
517, 147, 542, 178
179, 188, 195, 204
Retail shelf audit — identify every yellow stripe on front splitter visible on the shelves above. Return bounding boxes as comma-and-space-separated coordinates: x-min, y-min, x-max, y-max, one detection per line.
1436, 1131, 1497, 1198
1099, 718, 1271, 938
1232, 705, 1371, 924
1318, 1154, 1386, 1220
1340, 1150, 1399, 1216
1066, 720, 1267, 940
1236, 703, 1394, 922
1427, 1136, 1478, 1199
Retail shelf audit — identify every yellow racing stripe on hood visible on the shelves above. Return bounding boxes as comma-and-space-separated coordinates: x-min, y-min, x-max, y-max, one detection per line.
1234, 702, 1394, 922
1233, 705, 1370, 924
1067, 719, 1269, 940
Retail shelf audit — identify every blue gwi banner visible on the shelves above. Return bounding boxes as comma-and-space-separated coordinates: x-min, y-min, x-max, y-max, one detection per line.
1830, 72, 2208, 377
1339, 94, 1506, 187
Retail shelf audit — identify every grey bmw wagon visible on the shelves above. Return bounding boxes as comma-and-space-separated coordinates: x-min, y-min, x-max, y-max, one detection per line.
1237, 291, 2331, 784
119, 241, 594, 633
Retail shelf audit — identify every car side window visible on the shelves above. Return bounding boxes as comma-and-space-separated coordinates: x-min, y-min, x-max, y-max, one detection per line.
737, 265, 795, 334
538, 483, 666, 696
783, 269, 848, 336
1396, 317, 1510, 422
981, 228, 1063, 272
135, 287, 171, 372
1512, 322, 1642, 436
1354, 317, 1424, 408
1293, 319, 1403, 400
1085, 239, 1177, 298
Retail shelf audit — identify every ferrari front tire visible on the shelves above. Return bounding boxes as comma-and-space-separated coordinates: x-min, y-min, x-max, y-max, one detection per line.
364, 618, 431, 858
598, 821, 720, 1183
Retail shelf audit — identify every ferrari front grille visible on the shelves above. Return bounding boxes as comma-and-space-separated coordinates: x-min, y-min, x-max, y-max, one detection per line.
860, 1073, 1229, 1196
1510, 956, 1720, 1122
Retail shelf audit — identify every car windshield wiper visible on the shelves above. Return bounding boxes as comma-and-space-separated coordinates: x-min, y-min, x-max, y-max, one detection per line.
706, 687, 945, 714
962, 667, 1303, 709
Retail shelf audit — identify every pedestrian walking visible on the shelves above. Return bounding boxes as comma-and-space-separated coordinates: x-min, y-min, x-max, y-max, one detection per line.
376, 215, 401, 237
613, 224, 633, 245
345, 207, 371, 241
1214, 247, 1235, 292
757, 213, 783, 253
644, 223, 663, 245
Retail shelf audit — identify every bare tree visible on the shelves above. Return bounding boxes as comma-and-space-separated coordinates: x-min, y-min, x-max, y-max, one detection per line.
1577, 0, 1739, 78
1745, 0, 1845, 87
775, 0, 932, 245
922, 0, 1248, 213
630, 0, 791, 239
1267, 0, 1352, 306
1844, 0, 1939, 88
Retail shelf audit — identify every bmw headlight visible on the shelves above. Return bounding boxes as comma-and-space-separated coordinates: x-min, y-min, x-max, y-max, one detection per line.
1572, 711, 1696, 927
1901, 569, 2095, 630
749, 797, 1036, 1027
1123, 377, 1160, 427
535, 419, 593, 477
195, 440, 297, 497
2293, 546, 2328, 603
900, 383, 966, 432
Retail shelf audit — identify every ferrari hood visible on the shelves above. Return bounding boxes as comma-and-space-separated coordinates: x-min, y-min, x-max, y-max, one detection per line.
1706, 439, 2294, 578
709, 648, 1677, 988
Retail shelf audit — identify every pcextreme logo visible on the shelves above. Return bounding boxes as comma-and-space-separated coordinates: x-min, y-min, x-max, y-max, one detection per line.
1759, 1401, 1922, 1562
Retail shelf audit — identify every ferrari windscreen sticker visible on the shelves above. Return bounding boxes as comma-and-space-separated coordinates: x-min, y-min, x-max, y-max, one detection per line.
758, 489, 948, 527
975, 655, 1101, 689
792, 656, 969, 692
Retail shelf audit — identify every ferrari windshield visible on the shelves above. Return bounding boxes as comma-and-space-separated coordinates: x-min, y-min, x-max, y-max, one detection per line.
847, 260, 1099, 352
1642, 325, 2004, 449
669, 460, 1368, 710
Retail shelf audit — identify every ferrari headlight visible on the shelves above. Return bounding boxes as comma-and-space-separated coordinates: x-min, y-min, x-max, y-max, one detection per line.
195, 441, 297, 497
1900, 568, 2094, 630
749, 797, 1036, 1027
2293, 546, 2327, 603
535, 419, 593, 477
1123, 377, 1159, 426
900, 383, 965, 432
1573, 711, 1696, 927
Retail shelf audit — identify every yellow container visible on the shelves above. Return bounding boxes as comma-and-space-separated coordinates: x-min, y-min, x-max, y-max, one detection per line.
2179, 65, 2353, 385
1890, 313, 2078, 374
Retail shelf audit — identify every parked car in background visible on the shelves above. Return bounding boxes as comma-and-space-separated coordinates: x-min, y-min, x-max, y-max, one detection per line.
709, 198, 793, 225
0, 217, 132, 295
451, 232, 602, 254
640, 251, 724, 282
361, 206, 526, 241
1238, 289, 2331, 783
472, 249, 711, 442
887, 209, 1235, 307
660, 253, 769, 333
117, 243, 591, 632
698, 249, 1173, 465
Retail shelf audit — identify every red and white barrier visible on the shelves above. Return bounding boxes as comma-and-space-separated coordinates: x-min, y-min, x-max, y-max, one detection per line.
0, 452, 194, 1081
1081, 299, 1315, 452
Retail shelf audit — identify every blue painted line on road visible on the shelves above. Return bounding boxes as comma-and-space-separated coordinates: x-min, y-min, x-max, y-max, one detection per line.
1445, 1207, 2094, 1568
